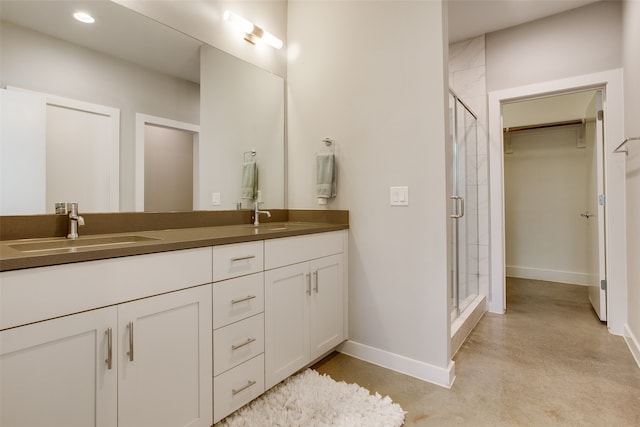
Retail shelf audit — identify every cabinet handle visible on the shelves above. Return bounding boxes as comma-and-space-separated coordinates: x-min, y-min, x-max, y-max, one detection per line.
127, 321, 134, 362
230, 255, 256, 262
313, 271, 319, 293
231, 295, 257, 305
306, 273, 311, 295
232, 380, 257, 396
231, 337, 256, 351
105, 328, 113, 370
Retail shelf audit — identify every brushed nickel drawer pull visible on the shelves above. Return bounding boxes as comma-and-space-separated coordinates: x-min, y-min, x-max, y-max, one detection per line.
231, 337, 256, 351
105, 328, 113, 370
127, 321, 134, 362
231, 295, 257, 305
232, 380, 257, 395
230, 255, 256, 262
306, 273, 311, 295
313, 271, 319, 293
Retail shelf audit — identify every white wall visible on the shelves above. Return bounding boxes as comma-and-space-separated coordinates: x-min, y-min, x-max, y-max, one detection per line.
114, 0, 287, 77
622, 0, 640, 364
486, 1, 622, 92
0, 22, 200, 212
287, 1, 453, 385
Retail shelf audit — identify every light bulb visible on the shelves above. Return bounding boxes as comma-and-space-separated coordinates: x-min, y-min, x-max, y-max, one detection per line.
261, 30, 283, 50
223, 10, 254, 34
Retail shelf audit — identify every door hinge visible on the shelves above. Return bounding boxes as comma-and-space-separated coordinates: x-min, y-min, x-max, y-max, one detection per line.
601, 279, 607, 291
599, 194, 606, 206
597, 110, 604, 121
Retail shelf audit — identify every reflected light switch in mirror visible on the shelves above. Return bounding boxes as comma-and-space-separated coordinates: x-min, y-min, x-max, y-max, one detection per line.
390, 186, 408, 206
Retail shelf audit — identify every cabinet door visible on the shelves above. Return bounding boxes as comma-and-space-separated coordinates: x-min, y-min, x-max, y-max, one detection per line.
1, 307, 117, 427
265, 262, 309, 389
309, 254, 345, 360
118, 285, 212, 427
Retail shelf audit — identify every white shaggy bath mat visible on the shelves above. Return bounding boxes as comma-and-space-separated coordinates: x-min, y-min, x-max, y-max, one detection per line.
215, 369, 406, 426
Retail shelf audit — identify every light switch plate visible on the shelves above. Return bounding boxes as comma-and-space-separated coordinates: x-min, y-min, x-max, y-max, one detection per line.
211, 192, 221, 206
390, 186, 409, 206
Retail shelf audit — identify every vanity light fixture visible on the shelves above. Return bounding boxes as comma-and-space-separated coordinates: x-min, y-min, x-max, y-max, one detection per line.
73, 11, 95, 24
223, 10, 283, 50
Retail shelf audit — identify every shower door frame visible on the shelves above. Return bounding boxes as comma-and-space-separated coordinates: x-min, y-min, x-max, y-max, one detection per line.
450, 90, 480, 320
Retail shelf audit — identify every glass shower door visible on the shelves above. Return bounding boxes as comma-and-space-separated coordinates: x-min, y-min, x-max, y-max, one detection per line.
450, 92, 479, 318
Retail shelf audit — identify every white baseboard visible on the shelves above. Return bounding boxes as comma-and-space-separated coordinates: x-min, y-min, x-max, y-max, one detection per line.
506, 265, 590, 286
337, 340, 455, 388
624, 324, 640, 368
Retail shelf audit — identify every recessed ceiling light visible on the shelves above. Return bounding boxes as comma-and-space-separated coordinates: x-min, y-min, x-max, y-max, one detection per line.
73, 12, 95, 24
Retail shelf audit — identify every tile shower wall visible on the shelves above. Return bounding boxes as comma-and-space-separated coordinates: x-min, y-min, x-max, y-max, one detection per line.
449, 35, 490, 300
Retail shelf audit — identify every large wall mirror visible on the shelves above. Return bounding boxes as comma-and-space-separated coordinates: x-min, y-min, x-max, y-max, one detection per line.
0, 0, 285, 215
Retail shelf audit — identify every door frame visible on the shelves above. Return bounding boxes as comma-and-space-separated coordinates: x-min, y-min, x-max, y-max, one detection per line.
487, 69, 627, 335
134, 113, 200, 211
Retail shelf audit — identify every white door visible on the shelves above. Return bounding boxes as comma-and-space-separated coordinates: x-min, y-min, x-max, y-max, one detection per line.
117, 286, 212, 427
0, 307, 118, 427
587, 91, 607, 321
46, 104, 115, 212
264, 262, 309, 389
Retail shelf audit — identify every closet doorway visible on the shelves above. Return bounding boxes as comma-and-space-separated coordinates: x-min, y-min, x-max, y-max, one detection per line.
501, 89, 607, 320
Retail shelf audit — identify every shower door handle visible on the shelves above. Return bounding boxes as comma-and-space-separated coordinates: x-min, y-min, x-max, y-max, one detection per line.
450, 195, 465, 219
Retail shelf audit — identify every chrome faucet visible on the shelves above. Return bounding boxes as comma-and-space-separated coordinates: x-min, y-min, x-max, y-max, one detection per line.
253, 201, 271, 226
67, 202, 85, 239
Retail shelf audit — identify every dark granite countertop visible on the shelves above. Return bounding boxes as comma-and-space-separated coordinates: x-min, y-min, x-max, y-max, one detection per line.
0, 221, 348, 272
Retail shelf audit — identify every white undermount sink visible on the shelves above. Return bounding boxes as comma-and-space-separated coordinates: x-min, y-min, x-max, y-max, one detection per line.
9, 235, 160, 254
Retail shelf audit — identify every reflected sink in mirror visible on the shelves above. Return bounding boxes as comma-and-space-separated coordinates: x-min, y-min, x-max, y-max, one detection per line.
9, 235, 160, 254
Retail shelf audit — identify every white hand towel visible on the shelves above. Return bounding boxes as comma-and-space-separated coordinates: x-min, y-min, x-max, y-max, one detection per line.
316, 152, 336, 199
240, 161, 257, 199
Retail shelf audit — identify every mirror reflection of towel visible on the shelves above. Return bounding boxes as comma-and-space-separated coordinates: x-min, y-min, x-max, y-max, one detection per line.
241, 161, 257, 199
316, 153, 336, 199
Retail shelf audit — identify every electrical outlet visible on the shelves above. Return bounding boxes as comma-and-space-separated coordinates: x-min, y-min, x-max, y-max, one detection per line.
211, 192, 221, 206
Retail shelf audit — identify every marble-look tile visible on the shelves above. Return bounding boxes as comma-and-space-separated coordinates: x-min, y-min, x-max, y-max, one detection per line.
452, 66, 487, 99
478, 204, 490, 246
449, 35, 485, 73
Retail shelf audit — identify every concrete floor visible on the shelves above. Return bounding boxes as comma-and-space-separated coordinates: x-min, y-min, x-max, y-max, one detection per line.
313, 278, 640, 426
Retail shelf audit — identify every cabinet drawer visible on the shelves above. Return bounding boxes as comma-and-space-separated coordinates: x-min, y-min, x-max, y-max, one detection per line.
213, 273, 264, 329
214, 313, 264, 376
212, 241, 264, 281
213, 354, 265, 424
264, 231, 345, 270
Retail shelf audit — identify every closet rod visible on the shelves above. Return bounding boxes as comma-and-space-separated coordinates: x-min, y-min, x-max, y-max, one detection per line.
503, 119, 584, 133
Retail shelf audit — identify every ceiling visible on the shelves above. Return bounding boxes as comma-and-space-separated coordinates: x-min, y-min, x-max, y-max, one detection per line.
448, 0, 603, 43
0, 0, 202, 82
1, 0, 607, 82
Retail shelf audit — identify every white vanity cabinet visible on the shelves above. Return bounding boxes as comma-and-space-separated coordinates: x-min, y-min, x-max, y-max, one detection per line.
212, 241, 266, 424
0, 248, 213, 427
117, 285, 212, 427
264, 231, 346, 389
0, 307, 118, 427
